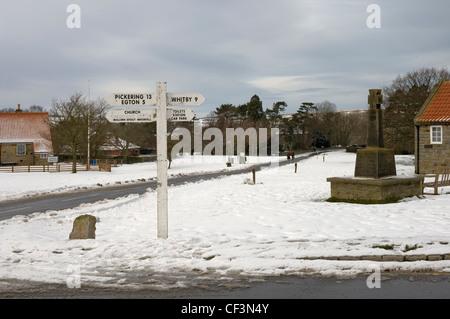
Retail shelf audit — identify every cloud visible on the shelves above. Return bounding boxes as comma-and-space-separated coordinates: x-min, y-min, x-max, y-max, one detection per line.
247, 76, 324, 93
0, 0, 449, 114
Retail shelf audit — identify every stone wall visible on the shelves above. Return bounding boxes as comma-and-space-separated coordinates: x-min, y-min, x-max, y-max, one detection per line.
33, 153, 50, 165
415, 125, 450, 174
0, 143, 50, 166
0, 143, 34, 165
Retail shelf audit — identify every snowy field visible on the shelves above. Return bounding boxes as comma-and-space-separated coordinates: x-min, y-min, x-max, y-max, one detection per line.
1, 150, 450, 288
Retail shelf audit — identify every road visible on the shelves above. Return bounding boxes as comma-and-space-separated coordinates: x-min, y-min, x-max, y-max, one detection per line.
0, 153, 315, 221
1, 272, 449, 299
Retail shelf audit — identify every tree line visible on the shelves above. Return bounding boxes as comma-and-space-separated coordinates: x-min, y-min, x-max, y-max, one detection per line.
4, 66, 447, 172
202, 66, 449, 154
203, 97, 368, 153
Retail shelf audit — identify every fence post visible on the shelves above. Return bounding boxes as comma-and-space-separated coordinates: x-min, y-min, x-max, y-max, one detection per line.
252, 168, 256, 184
295, 163, 297, 173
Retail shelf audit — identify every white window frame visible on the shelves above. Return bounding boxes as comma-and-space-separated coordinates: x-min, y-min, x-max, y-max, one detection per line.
430, 125, 443, 144
40, 153, 48, 159
16, 144, 26, 156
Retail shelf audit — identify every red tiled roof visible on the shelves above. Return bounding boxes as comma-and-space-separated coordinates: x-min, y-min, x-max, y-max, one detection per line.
416, 79, 450, 124
0, 112, 53, 153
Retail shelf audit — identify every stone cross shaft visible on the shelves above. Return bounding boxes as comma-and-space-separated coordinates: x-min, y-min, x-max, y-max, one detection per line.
366, 89, 384, 148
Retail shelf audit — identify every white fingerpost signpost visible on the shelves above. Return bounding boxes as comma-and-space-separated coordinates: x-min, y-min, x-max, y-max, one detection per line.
106, 82, 205, 239
156, 81, 169, 239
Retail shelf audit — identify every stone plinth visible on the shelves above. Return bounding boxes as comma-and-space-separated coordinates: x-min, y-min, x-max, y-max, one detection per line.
354, 147, 396, 178
327, 176, 423, 203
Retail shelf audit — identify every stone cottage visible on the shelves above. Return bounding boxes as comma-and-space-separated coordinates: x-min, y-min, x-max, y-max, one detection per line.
0, 109, 54, 165
414, 79, 450, 174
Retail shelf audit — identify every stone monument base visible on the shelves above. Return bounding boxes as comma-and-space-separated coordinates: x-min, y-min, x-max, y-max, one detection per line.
326, 176, 423, 203
354, 147, 397, 178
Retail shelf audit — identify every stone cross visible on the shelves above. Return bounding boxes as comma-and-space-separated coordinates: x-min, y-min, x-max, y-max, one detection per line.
354, 88, 396, 178
366, 89, 384, 148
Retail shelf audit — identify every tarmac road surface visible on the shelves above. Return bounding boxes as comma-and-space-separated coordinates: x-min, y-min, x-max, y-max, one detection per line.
1, 272, 449, 299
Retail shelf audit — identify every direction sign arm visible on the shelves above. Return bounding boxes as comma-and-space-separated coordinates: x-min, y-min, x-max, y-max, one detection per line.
166, 93, 206, 106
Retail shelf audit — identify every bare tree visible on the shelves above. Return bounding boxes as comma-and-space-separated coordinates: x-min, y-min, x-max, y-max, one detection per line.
314, 100, 337, 145
49, 93, 109, 173
28, 105, 45, 112
383, 67, 450, 154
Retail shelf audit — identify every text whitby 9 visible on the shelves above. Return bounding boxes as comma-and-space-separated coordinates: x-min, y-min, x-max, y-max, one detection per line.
181, 303, 269, 316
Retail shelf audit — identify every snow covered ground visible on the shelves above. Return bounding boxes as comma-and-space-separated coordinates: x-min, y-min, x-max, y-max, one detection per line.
1, 150, 450, 288
0, 155, 279, 202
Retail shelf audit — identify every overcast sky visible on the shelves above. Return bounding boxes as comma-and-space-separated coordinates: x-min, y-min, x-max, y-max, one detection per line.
1, 0, 449, 117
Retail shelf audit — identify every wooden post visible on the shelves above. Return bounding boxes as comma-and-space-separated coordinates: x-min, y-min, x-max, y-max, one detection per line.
252, 168, 256, 184
295, 163, 297, 173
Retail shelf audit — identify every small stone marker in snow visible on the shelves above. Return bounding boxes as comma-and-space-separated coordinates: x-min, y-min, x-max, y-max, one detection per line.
69, 214, 97, 240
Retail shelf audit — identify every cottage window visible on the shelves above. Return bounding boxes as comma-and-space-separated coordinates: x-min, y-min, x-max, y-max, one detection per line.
17, 144, 26, 155
430, 126, 443, 144
40, 153, 48, 159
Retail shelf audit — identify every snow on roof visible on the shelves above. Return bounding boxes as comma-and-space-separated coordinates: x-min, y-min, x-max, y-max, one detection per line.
0, 112, 53, 153
99, 137, 141, 151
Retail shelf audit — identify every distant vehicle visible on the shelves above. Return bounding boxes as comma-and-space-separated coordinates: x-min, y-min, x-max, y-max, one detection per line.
345, 144, 366, 153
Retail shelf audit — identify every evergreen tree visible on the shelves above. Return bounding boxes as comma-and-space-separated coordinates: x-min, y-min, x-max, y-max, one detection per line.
296, 102, 317, 149
246, 95, 265, 122
265, 101, 287, 127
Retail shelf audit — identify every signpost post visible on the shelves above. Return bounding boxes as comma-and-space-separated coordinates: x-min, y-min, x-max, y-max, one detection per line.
156, 82, 169, 239
106, 82, 205, 239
